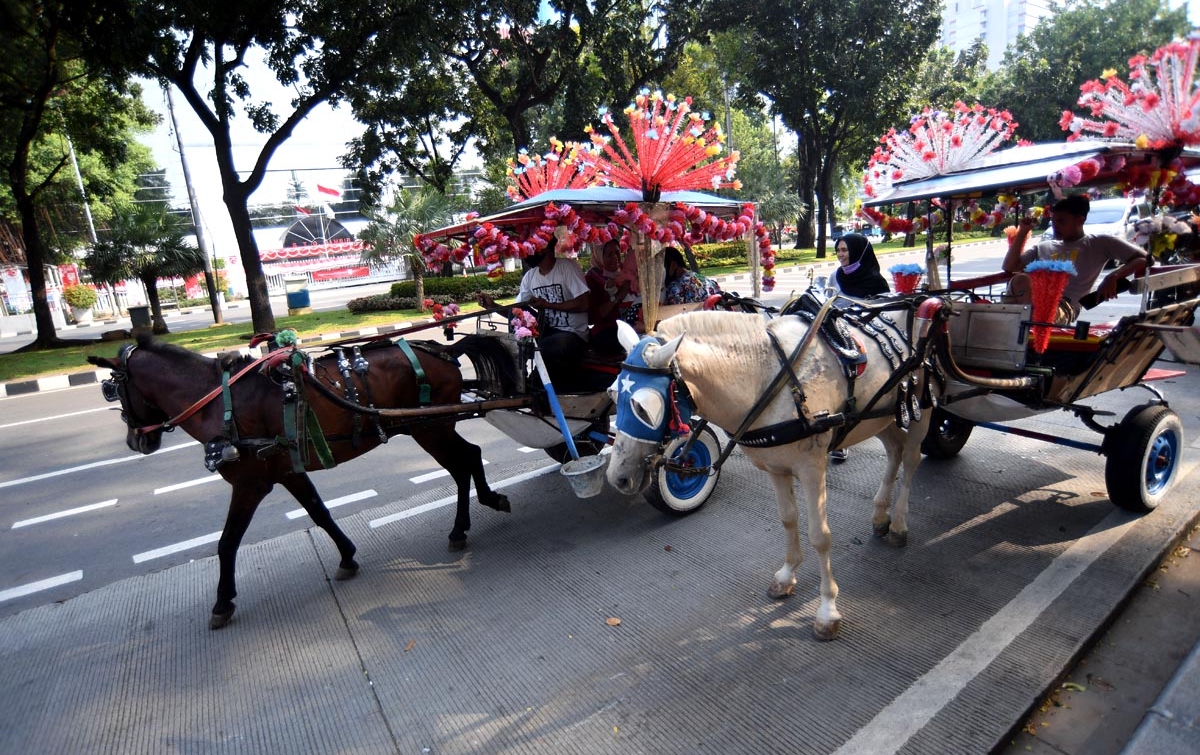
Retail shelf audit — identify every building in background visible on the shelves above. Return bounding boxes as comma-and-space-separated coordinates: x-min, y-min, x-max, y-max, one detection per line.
941, 0, 1199, 71
939, 0, 1054, 69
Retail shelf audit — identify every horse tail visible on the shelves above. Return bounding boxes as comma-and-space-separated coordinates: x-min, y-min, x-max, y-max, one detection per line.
445, 335, 521, 397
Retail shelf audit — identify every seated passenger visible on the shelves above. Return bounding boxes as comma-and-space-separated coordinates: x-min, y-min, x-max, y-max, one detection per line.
831, 233, 890, 298
586, 240, 643, 354
478, 236, 590, 383
1003, 194, 1149, 324
662, 246, 720, 305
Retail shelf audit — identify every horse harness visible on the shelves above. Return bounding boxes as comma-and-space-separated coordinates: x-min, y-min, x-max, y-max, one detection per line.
650, 294, 936, 479
102, 334, 444, 475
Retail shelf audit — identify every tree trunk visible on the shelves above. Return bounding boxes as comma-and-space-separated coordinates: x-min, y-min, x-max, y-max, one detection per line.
14, 190, 65, 348
795, 137, 819, 252
141, 273, 169, 334
223, 189, 276, 335
414, 264, 426, 312
813, 151, 837, 259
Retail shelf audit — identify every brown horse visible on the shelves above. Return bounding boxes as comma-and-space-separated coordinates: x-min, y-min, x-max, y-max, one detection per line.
88, 333, 514, 628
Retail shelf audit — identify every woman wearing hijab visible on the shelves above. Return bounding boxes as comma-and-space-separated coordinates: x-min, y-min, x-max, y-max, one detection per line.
831, 233, 890, 298
827, 233, 889, 463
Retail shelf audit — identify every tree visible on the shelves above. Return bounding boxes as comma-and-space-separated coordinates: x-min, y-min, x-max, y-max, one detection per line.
347, 0, 710, 205
104, 0, 443, 335
981, 0, 1188, 142
85, 198, 203, 333
357, 188, 461, 312
723, 0, 940, 255
911, 41, 990, 112
0, 0, 158, 348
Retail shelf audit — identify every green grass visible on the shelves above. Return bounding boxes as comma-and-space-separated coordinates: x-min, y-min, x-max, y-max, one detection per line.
0, 307, 465, 383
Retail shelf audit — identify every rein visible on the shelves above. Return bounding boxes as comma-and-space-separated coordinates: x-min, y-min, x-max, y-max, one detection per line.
121, 349, 289, 436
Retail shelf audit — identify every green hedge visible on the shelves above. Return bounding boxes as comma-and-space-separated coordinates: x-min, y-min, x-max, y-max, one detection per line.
347, 271, 525, 313
387, 271, 524, 299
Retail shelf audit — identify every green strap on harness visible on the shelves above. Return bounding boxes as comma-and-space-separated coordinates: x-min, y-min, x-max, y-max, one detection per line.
221, 369, 240, 445
282, 347, 335, 473
396, 338, 431, 406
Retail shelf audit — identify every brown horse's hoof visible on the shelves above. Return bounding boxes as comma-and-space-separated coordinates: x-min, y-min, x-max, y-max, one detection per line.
812, 618, 841, 641
885, 530, 908, 548
448, 538, 468, 552
767, 581, 794, 600
872, 517, 892, 538
335, 561, 359, 581
210, 607, 235, 630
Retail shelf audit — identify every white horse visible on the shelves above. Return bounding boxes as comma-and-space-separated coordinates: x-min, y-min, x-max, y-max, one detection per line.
606, 303, 935, 640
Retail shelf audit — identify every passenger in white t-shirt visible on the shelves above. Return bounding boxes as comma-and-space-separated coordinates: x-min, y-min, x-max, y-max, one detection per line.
1003, 194, 1148, 324
478, 236, 590, 382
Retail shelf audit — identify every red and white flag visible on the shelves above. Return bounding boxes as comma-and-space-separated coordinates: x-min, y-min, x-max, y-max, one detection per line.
295, 205, 311, 216
317, 184, 341, 197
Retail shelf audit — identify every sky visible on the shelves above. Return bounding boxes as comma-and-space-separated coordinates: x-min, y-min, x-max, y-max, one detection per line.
135, 62, 369, 258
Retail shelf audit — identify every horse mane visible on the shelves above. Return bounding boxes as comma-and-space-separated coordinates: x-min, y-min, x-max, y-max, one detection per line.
135, 333, 224, 378
656, 311, 774, 364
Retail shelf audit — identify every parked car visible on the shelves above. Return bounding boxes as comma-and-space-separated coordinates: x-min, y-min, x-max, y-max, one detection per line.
1041, 197, 1137, 242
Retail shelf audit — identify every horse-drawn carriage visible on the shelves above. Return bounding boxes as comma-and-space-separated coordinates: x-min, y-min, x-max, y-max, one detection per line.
861, 140, 1200, 513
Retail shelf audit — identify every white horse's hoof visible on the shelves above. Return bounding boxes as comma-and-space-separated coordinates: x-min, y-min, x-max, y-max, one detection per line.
885, 530, 908, 548
872, 517, 891, 538
812, 618, 841, 641
767, 581, 795, 600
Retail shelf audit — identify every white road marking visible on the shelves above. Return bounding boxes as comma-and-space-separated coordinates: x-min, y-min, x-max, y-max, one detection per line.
285, 489, 378, 520
833, 511, 1140, 755
518, 446, 538, 453
11, 499, 118, 529
0, 407, 109, 429
154, 475, 224, 495
0, 440, 199, 490
132, 532, 221, 563
410, 460, 489, 485
370, 464, 558, 529
0, 571, 83, 603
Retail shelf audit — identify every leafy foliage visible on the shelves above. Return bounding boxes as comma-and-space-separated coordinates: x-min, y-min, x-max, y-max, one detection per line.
62, 284, 98, 308
723, 0, 941, 250
358, 187, 464, 311
85, 198, 203, 332
980, 0, 1189, 142
0, 0, 159, 346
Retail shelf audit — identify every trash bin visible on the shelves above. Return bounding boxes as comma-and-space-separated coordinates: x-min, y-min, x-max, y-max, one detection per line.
284, 276, 312, 316
128, 305, 151, 329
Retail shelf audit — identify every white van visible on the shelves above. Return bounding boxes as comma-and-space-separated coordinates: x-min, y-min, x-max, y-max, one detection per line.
1083, 197, 1138, 239
1041, 197, 1136, 242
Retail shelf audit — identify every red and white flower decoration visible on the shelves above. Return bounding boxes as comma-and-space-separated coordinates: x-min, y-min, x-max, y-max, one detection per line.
418, 93, 775, 291
862, 102, 1020, 199
1061, 32, 1200, 148
510, 308, 539, 341
506, 138, 602, 201
580, 90, 742, 198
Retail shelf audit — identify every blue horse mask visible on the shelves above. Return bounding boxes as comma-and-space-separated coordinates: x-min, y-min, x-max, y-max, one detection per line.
612, 335, 695, 443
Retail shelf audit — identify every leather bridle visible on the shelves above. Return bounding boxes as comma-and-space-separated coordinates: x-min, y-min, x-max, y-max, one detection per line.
100, 344, 171, 436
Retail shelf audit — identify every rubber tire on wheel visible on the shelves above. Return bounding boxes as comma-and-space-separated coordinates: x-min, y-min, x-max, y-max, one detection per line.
921, 406, 973, 459
643, 426, 721, 516
1104, 405, 1183, 512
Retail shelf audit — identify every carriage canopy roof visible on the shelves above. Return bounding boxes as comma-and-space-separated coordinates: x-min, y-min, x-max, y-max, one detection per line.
421, 187, 750, 245
862, 141, 1200, 206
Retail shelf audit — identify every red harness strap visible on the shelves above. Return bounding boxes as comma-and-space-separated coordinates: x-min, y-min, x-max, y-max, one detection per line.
133, 349, 291, 436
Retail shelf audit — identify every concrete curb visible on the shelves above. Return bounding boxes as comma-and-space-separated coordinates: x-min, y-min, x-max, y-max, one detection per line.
0, 316, 443, 399
1120, 639, 1200, 755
